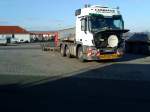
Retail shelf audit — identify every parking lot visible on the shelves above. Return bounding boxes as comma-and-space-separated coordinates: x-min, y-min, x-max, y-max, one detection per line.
0, 43, 150, 111
0, 43, 107, 85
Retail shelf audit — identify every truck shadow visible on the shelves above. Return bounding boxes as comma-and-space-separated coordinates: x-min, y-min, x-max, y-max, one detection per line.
0, 63, 150, 111
116, 53, 149, 62
95, 54, 149, 63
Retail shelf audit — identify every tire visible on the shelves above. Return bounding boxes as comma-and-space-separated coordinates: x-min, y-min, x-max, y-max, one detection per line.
141, 44, 149, 55
125, 43, 130, 53
66, 46, 72, 58
132, 44, 139, 54
148, 46, 150, 55
60, 45, 66, 57
77, 46, 85, 62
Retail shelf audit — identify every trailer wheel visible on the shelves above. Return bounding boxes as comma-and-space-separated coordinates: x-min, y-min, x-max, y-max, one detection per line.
77, 46, 85, 62
60, 45, 66, 57
132, 44, 139, 54
148, 46, 150, 55
66, 46, 72, 58
141, 44, 149, 55
125, 42, 130, 53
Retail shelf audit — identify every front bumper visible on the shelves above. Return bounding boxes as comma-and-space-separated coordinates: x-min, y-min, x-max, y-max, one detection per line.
83, 50, 123, 60
84, 54, 122, 60
84, 54, 123, 60
82, 46, 124, 60
99, 53, 122, 60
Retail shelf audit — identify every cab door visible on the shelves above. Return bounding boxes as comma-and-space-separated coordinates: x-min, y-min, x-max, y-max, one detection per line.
76, 17, 87, 44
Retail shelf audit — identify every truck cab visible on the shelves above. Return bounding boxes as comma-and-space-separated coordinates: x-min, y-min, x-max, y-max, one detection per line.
60, 5, 129, 61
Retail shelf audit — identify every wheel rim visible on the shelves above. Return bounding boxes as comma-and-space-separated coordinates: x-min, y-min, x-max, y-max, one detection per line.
78, 48, 83, 59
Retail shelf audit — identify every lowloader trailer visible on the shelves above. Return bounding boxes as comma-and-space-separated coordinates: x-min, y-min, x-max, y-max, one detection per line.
125, 33, 150, 55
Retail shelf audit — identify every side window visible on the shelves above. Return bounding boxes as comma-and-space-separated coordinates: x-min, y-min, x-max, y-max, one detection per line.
81, 18, 87, 31
113, 19, 123, 29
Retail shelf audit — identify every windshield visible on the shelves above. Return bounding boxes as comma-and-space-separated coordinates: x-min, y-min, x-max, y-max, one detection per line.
89, 15, 124, 32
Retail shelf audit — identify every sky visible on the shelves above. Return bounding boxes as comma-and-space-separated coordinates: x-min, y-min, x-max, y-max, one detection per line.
0, 0, 150, 32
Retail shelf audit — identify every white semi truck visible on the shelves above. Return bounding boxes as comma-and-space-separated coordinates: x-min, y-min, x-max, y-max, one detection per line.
59, 5, 129, 61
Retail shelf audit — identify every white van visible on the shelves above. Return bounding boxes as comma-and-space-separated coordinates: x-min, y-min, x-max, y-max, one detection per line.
0, 36, 7, 45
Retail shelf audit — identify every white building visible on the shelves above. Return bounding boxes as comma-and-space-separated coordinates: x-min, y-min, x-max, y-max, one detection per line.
0, 26, 30, 43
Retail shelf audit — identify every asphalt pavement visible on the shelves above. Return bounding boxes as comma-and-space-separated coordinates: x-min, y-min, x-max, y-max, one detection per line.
0, 43, 150, 112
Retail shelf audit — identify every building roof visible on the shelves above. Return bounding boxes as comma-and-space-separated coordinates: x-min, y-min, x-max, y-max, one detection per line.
0, 26, 29, 34
30, 31, 57, 35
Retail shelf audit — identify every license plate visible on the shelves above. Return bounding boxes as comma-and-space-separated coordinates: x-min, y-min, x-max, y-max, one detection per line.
100, 54, 119, 59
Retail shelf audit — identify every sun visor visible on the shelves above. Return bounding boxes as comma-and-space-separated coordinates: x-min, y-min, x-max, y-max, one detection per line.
98, 29, 129, 34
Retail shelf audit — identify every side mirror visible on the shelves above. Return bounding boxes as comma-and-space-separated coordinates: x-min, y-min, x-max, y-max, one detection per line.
122, 21, 125, 29
75, 9, 81, 16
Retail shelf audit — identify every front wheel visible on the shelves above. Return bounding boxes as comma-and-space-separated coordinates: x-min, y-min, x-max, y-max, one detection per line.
77, 46, 85, 62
